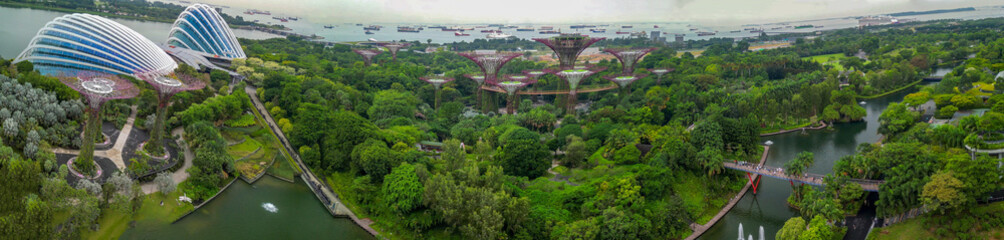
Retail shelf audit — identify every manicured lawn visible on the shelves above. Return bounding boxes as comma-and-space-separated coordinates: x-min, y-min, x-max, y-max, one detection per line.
82, 209, 131, 240
672, 171, 743, 225
226, 136, 262, 159
81, 190, 195, 240
760, 119, 814, 135
802, 53, 846, 70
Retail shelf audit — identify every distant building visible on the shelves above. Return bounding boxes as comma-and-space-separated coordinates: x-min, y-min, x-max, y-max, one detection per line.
675, 34, 685, 43
650, 31, 662, 42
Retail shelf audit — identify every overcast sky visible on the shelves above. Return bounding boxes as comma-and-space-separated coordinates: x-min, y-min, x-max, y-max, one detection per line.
190, 0, 1002, 24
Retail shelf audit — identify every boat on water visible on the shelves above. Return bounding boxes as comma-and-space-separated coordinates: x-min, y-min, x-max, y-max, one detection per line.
689, 28, 698, 31
368, 38, 377, 41
539, 29, 560, 34
487, 24, 504, 28
750, 29, 763, 33
288, 17, 298, 21
590, 29, 606, 33
363, 25, 382, 31
365, 30, 374, 34
729, 30, 741, 33
815, 25, 825, 28
615, 31, 630, 34
570, 24, 596, 29
653, 25, 659, 28
621, 25, 633, 28
481, 29, 501, 33
356, 23, 363, 26
540, 26, 554, 30
794, 24, 813, 29
696, 31, 716, 36
397, 26, 420, 32
324, 25, 334, 29
486, 32, 512, 39
455, 31, 470, 36
517, 27, 534, 31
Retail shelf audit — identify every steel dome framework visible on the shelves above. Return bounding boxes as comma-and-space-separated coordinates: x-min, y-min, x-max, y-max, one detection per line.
14, 14, 178, 79
166, 4, 246, 59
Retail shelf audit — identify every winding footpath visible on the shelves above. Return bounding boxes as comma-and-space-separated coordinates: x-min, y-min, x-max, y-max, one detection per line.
684, 145, 770, 240
244, 86, 380, 238
140, 127, 194, 194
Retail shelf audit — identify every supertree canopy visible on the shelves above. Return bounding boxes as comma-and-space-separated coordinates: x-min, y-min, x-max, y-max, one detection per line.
494, 75, 537, 114
352, 49, 382, 66
533, 33, 605, 68
603, 73, 648, 99
603, 48, 656, 74
141, 73, 206, 156
551, 65, 606, 113
378, 42, 410, 61
420, 76, 455, 110
60, 72, 139, 176
649, 68, 675, 84
459, 52, 522, 112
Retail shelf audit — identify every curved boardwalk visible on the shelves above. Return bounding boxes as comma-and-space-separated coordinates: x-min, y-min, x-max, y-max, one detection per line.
759, 122, 827, 136
722, 162, 884, 192
685, 146, 770, 240
140, 127, 194, 194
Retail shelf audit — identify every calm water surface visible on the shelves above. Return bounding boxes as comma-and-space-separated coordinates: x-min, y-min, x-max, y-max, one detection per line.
120, 177, 374, 240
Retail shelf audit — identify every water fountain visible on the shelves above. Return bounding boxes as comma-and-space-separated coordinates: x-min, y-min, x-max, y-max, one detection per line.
737, 223, 765, 240
262, 203, 278, 213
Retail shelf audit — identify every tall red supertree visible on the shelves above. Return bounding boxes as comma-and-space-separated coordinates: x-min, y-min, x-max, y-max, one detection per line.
420, 76, 455, 110
494, 75, 537, 114
141, 73, 206, 157
60, 72, 139, 176
603, 48, 656, 74
649, 68, 675, 84
378, 42, 410, 61
533, 33, 605, 68
352, 49, 382, 66
458, 52, 523, 111
551, 65, 606, 114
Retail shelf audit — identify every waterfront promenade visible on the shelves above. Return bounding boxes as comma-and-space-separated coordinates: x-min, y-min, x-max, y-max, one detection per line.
685, 145, 770, 240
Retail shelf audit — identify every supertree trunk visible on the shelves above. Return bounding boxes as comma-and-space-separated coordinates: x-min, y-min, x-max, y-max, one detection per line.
507, 94, 517, 114
78, 108, 100, 175
434, 88, 442, 110
566, 92, 577, 114
144, 98, 169, 155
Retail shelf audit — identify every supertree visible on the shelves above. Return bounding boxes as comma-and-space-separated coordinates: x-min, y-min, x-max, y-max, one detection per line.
378, 42, 410, 61
603, 73, 649, 101
141, 73, 206, 157
420, 76, 455, 110
649, 68, 675, 84
551, 65, 606, 114
533, 33, 605, 68
352, 49, 382, 66
494, 75, 537, 114
459, 52, 523, 111
603, 48, 656, 74
523, 69, 548, 102
59, 72, 139, 175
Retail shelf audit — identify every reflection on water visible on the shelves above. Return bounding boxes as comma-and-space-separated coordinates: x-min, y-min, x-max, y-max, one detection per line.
262, 203, 278, 213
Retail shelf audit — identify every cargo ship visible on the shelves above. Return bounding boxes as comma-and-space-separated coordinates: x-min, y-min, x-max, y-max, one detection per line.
481, 29, 501, 33
363, 25, 382, 31
615, 31, 630, 34
324, 25, 334, 29
455, 31, 470, 36
516, 27, 534, 31
590, 29, 606, 33
621, 25, 633, 28
570, 24, 596, 29
794, 25, 813, 29
539, 29, 560, 34
486, 32, 512, 39
696, 31, 716, 36
539, 26, 554, 30
397, 26, 420, 32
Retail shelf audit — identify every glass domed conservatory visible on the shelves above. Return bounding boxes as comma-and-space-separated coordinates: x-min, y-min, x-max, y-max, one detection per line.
166, 4, 246, 59
14, 14, 178, 78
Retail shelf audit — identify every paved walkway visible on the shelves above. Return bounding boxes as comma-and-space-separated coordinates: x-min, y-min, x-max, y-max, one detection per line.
244, 86, 380, 237
685, 146, 770, 240
722, 161, 883, 192
140, 127, 194, 194
53, 105, 138, 170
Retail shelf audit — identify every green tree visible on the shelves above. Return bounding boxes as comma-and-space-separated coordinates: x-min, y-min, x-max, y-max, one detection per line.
382, 163, 423, 214
921, 171, 966, 214
775, 217, 806, 240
